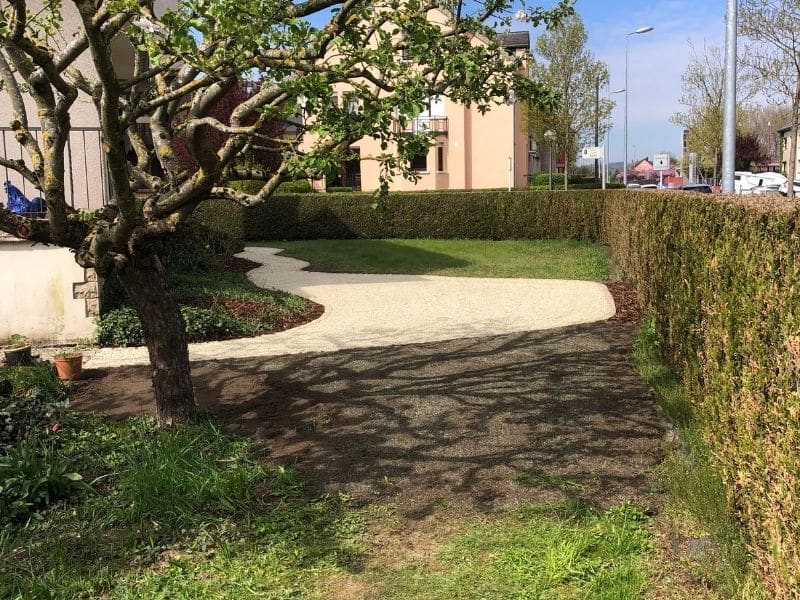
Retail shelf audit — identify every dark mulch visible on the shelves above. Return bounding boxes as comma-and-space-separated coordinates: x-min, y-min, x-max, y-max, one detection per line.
221, 255, 262, 273
73, 321, 663, 518
606, 281, 641, 323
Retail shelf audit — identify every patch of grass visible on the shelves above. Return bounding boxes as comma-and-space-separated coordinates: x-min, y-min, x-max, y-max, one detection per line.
258, 239, 610, 280
0, 414, 366, 599
372, 501, 653, 599
633, 316, 766, 599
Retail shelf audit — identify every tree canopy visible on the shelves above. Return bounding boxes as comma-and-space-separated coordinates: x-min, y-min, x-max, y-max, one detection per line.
525, 14, 611, 189
0, 0, 574, 425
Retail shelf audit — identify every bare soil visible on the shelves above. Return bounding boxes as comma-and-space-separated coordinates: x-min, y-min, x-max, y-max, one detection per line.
73, 321, 663, 517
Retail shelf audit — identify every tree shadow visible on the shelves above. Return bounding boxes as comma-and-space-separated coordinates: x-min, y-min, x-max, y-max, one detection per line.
74, 321, 664, 517
273, 239, 473, 275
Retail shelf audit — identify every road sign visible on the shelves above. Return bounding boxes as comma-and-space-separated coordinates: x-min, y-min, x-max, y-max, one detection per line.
581, 146, 603, 160
653, 153, 671, 171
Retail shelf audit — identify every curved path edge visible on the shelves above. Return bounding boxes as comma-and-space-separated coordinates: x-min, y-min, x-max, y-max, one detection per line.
84, 246, 616, 369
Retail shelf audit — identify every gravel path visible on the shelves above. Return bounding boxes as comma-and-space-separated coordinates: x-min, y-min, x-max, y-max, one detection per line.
84, 246, 616, 368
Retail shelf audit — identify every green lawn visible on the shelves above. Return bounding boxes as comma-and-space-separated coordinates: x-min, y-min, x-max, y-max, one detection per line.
257, 239, 610, 280
0, 412, 654, 599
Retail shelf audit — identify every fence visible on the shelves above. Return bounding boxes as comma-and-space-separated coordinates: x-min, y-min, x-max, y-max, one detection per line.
0, 126, 112, 210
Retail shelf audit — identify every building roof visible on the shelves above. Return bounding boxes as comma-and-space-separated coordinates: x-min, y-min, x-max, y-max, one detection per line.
498, 31, 530, 50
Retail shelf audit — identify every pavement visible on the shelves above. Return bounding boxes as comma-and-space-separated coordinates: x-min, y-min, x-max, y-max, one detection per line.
83, 246, 616, 368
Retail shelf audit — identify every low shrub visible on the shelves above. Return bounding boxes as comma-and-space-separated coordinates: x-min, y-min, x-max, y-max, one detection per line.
97, 306, 253, 347
0, 390, 66, 451
325, 186, 355, 193
278, 179, 314, 193
0, 441, 85, 524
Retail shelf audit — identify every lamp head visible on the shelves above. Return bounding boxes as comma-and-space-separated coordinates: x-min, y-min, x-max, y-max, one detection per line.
633, 26, 654, 34
611, 88, 625, 94
543, 130, 556, 141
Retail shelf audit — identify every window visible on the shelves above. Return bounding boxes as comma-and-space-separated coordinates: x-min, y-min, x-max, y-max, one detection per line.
330, 93, 338, 108
344, 93, 360, 113
401, 48, 412, 63
436, 144, 445, 172
410, 151, 427, 172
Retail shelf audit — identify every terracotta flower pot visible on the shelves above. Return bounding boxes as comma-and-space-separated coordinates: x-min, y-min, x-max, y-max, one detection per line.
54, 353, 83, 381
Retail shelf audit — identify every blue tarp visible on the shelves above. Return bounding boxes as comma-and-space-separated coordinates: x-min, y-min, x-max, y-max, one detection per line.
3, 181, 45, 216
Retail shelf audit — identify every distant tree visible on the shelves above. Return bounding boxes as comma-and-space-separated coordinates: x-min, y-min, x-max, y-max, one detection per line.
735, 133, 766, 171
739, 0, 800, 196
526, 14, 612, 190
671, 41, 755, 182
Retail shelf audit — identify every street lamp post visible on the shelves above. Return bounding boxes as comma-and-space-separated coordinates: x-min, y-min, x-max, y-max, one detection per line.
605, 88, 625, 187
624, 26, 654, 187
544, 130, 556, 190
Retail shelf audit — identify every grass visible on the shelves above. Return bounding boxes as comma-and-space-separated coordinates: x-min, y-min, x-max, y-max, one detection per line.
370, 502, 653, 600
633, 317, 766, 599
0, 377, 658, 600
257, 239, 610, 280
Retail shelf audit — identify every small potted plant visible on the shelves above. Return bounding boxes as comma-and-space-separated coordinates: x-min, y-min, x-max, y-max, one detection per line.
3, 334, 31, 366
53, 348, 84, 381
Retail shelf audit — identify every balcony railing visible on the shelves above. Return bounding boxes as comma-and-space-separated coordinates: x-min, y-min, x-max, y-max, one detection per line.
394, 116, 448, 135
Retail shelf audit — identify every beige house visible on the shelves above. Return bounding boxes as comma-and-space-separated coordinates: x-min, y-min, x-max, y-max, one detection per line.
308, 21, 540, 192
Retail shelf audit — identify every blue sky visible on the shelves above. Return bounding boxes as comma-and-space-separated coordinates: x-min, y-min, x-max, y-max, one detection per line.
520, 0, 727, 163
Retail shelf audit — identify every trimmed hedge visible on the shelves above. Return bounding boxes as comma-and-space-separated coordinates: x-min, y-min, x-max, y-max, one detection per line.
193, 190, 605, 241
602, 191, 800, 598
196, 187, 800, 596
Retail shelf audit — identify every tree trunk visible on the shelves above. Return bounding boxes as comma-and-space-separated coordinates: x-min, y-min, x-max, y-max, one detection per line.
116, 253, 197, 426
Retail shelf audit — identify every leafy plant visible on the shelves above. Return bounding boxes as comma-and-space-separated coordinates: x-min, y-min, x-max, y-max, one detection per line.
0, 441, 86, 524
4, 334, 29, 350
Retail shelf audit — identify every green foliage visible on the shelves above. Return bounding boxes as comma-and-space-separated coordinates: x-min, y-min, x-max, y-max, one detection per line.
277, 180, 314, 194
527, 172, 585, 187
0, 390, 65, 451
96, 308, 145, 347
325, 186, 355, 193
97, 306, 254, 347
194, 190, 606, 242
0, 364, 68, 451
0, 414, 366, 598
0, 441, 86, 525
604, 190, 800, 597
180, 307, 253, 342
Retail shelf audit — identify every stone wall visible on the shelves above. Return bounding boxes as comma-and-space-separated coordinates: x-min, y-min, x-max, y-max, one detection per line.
0, 235, 98, 342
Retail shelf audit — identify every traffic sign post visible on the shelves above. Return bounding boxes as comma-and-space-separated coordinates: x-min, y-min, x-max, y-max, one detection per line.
653, 153, 670, 188
581, 147, 605, 189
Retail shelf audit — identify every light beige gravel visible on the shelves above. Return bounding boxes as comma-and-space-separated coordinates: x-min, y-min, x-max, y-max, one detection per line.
84, 246, 616, 368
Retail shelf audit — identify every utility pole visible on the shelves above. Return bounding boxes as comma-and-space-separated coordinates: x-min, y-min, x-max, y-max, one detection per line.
721, 0, 737, 193
594, 77, 600, 185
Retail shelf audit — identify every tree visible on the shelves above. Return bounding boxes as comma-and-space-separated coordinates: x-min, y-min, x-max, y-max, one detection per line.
0, 0, 573, 426
739, 0, 800, 197
735, 133, 766, 171
671, 41, 755, 182
525, 14, 611, 190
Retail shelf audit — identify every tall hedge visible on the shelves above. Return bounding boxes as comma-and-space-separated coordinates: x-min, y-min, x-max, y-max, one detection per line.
603, 191, 800, 598
196, 188, 800, 595
193, 190, 604, 241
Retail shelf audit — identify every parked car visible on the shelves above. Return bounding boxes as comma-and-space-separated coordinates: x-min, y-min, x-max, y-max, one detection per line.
735, 171, 786, 195
640, 183, 658, 189
679, 183, 713, 193
626, 183, 641, 189
778, 180, 800, 196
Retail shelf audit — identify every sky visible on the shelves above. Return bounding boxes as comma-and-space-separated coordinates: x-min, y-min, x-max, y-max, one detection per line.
517, 0, 728, 163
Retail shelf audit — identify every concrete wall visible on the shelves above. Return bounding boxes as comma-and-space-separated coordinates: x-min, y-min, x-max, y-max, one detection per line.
0, 237, 98, 343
